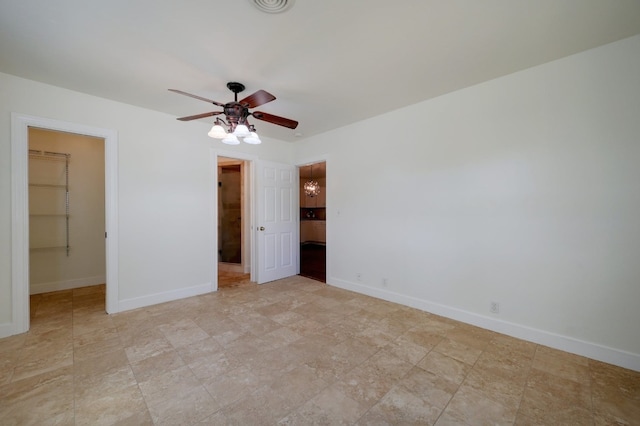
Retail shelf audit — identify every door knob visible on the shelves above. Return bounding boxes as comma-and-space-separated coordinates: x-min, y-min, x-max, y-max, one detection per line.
259, 226, 265, 231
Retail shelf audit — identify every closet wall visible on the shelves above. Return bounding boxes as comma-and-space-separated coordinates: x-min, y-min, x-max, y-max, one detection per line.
28, 128, 105, 294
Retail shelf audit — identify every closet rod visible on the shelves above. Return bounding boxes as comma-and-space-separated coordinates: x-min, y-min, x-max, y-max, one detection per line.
28, 149, 71, 159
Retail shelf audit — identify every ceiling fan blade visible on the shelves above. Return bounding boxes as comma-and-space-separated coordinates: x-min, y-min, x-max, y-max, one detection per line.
252, 111, 299, 129
169, 89, 225, 107
176, 111, 222, 121
239, 90, 276, 108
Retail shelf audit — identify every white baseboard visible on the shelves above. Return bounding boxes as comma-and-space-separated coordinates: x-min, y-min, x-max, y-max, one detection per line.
30, 275, 106, 295
118, 282, 214, 313
328, 277, 640, 373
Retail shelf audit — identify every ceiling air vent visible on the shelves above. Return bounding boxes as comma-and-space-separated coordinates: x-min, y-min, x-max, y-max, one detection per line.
249, 0, 295, 14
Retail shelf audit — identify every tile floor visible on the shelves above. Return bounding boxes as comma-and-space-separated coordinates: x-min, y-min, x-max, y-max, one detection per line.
1, 276, 639, 425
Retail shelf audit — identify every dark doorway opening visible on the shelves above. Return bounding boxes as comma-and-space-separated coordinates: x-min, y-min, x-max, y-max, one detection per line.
300, 243, 326, 282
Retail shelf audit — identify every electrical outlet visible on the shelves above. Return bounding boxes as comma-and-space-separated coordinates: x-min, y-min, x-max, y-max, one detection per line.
356, 273, 362, 282
382, 278, 388, 287
490, 301, 500, 314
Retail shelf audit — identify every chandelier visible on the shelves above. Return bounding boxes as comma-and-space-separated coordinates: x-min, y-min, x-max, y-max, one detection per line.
208, 118, 262, 145
304, 164, 320, 197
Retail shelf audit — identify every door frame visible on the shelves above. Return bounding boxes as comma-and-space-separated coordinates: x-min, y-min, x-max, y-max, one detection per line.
11, 113, 119, 334
212, 149, 257, 287
296, 155, 329, 280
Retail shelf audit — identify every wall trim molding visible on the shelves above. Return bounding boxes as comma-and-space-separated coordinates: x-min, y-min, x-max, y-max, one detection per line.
328, 277, 640, 373
10, 113, 119, 337
118, 282, 212, 313
30, 275, 106, 295
295, 154, 329, 278
213, 148, 258, 284
0, 323, 14, 339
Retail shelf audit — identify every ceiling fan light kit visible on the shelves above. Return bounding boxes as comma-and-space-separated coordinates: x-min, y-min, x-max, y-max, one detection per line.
207, 122, 228, 139
222, 134, 240, 145
170, 81, 297, 145
243, 132, 262, 145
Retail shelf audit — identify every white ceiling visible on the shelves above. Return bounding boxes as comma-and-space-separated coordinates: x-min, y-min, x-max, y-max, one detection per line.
2, 1, 639, 142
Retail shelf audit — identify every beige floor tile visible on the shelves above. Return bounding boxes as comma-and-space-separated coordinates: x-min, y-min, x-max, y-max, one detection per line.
129, 349, 185, 383
443, 384, 518, 425
397, 366, 458, 410
138, 364, 201, 407
216, 384, 292, 426
268, 364, 330, 410
434, 337, 483, 366
73, 326, 122, 363
333, 350, 412, 408
74, 364, 137, 403
462, 367, 526, 410
11, 340, 74, 382
187, 349, 244, 381
417, 350, 472, 385
473, 348, 532, 383
434, 412, 469, 425
202, 365, 264, 409
123, 327, 174, 364
0, 366, 74, 425
0, 333, 27, 354
486, 334, 537, 359
401, 326, 447, 350
411, 315, 456, 335
591, 389, 640, 425
260, 326, 303, 350
1, 279, 639, 425
359, 383, 443, 425
518, 373, 594, 425
285, 317, 327, 335
279, 384, 368, 425
75, 383, 150, 426
147, 385, 218, 426
354, 324, 398, 348
445, 324, 494, 351
74, 347, 130, 378
158, 317, 210, 348
532, 345, 591, 386
383, 333, 432, 365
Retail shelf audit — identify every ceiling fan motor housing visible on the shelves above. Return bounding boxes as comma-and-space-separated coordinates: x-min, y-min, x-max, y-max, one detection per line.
223, 102, 250, 125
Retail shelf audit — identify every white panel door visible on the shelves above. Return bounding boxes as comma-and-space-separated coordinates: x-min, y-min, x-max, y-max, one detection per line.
256, 160, 297, 284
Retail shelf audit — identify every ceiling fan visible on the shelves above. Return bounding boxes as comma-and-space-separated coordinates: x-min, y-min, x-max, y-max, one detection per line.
169, 82, 298, 144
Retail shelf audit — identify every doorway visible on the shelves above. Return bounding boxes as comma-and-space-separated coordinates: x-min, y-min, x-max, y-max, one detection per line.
299, 161, 326, 282
217, 156, 251, 288
11, 114, 118, 336
28, 128, 106, 300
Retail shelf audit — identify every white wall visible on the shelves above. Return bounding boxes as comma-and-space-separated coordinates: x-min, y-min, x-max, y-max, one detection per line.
28, 128, 106, 293
0, 72, 293, 332
295, 35, 640, 370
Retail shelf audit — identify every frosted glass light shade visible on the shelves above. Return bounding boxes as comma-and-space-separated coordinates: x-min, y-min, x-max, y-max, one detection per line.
222, 134, 240, 145
208, 124, 227, 139
233, 124, 250, 137
244, 132, 262, 144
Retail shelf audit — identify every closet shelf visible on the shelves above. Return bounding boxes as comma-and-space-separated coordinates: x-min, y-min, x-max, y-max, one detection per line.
29, 183, 67, 188
30, 246, 71, 252
29, 149, 71, 257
